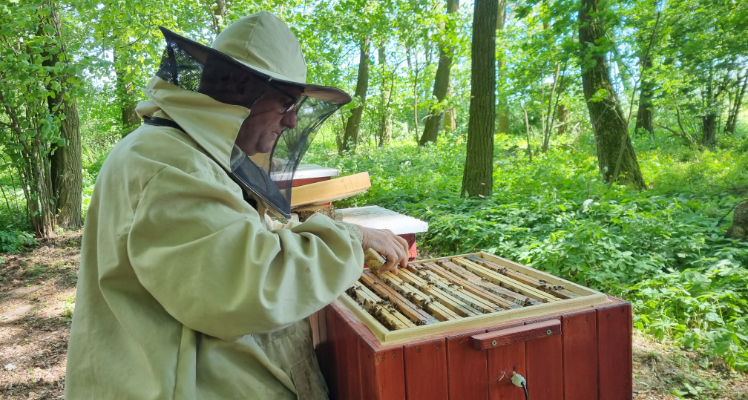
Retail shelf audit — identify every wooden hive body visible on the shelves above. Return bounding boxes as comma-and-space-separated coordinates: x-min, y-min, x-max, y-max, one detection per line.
311, 253, 632, 400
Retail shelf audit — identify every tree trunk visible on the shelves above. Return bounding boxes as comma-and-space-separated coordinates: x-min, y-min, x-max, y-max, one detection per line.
341, 36, 370, 153
521, 104, 533, 163
377, 43, 392, 146
702, 113, 717, 146
419, 0, 459, 146
725, 200, 748, 241
497, 97, 510, 134
547, 61, 569, 142
701, 65, 719, 146
725, 71, 747, 134
208, 0, 226, 34
406, 46, 420, 140
114, 47, 141, 137
50, 102, 82, 229
444, 81, 457, 133
579, 0, 646, 189
496, 0, 510, 135
557, 103, 568, 136
461, 0, 498, 198
541, 62, 561, 153
29, 153, 56, 238
0, 92, 56, 238
634, 53, 654, 136
43, 2, 82, 229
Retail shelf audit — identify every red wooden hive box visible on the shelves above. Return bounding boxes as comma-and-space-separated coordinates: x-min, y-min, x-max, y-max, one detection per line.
310, 252, 632, 400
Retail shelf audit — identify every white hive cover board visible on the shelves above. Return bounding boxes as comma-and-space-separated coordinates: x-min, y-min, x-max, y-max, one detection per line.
271, 163, 340, 181
335, 206, 428, 235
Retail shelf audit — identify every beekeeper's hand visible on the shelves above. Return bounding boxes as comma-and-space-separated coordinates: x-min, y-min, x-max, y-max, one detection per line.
357, 226, 410, 274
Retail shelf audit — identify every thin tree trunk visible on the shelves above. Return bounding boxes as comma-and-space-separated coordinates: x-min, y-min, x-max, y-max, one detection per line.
419, 0, 459, 145
377, 43, 392, 146
207, 0, 226, 34
725, 71, 747, 134
114, 47, 140, 137
579, 0, 646, 189
406, 47, 414, 139
540, 82, 546, 141
27, 149, 56, 238
634, 54, 655, 135
547, 59, 570, 141
521, 103, 533, 163
557, 103, 569, 135
461, 0, 498, 198
631, 10, 661, 137
407, 46, 420, 139
496, 0, 509, 134
444, 81, 457, 133
540, 19, 552, 145
341, 36, 370, 153
42, 2, 82, 229
702, 66, 717, 146
541, 62, 561, 152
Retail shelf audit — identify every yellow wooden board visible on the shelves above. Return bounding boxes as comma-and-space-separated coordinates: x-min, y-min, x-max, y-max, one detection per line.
290, 172, 371, 207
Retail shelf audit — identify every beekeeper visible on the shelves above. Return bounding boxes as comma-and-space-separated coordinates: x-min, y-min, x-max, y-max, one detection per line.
65, 11, 408, 399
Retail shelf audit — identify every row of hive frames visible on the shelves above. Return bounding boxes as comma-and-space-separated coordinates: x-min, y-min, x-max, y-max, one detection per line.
346, 255, 579, 331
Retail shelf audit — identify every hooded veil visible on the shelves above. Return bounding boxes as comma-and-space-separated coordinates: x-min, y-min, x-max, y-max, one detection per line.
151, 17, 350, 218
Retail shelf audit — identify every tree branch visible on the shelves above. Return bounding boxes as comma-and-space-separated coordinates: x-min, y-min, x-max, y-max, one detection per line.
560, 143, 582, 154
654, 123, 694, 144
673, 95, 688, 137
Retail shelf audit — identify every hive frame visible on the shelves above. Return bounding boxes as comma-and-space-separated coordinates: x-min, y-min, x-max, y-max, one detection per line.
336, 252, 611, 344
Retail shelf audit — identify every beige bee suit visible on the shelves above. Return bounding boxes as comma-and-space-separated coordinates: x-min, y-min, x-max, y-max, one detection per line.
65, 76, 363, 399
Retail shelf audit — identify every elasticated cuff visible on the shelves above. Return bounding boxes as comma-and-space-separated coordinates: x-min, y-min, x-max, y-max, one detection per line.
334, 220, 362, 243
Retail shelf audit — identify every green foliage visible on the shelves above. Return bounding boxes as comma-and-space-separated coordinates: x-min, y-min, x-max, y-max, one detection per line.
628, 260, 748, 371
307, 132, 748, 370
0, 0, 91, 235
0, 219, 36, 254
81, 165, 97, 221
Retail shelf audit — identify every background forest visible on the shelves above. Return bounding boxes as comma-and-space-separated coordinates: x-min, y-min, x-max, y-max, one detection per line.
1, 0, 748, 395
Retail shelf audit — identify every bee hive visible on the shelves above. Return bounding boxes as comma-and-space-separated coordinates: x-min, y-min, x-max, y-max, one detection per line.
336, 252, 611, 344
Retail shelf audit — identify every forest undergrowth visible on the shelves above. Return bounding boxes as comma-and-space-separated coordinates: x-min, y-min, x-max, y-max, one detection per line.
307, 130, 748, 375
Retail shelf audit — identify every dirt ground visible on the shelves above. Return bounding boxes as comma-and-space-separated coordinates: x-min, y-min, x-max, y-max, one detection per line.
0, 233, 78, 400
0, 231, 746, 400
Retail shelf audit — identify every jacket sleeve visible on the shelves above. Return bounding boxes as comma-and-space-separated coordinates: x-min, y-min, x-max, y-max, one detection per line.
127, 165, 364, 341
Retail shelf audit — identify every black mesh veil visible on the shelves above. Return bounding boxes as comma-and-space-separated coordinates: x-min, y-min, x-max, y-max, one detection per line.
154, 27, 348, 218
